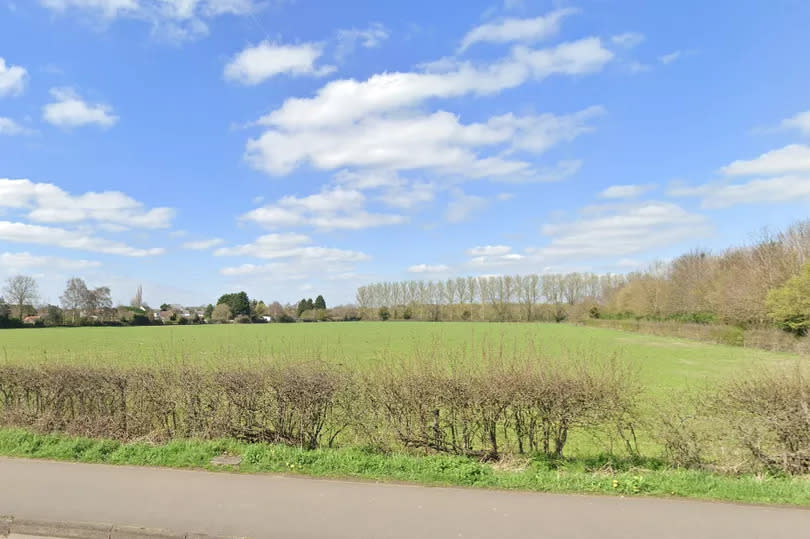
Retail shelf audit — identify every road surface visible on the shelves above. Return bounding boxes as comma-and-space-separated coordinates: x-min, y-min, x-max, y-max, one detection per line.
1, 457, 808, 538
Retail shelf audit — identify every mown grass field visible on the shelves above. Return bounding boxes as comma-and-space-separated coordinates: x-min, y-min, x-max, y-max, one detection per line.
0, 322, 798, 395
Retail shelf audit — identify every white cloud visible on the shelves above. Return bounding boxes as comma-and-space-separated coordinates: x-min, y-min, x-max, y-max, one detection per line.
40, 0, 258, 42
670, 176, 810, 209
721, 144, 810, 176
224, 41, 335, 85
610, 32, 645, 49
600, 183, 656, 199
241, 187, 407, 230
446, 190, 488, 223
408, 263, 450, 273
257, 37, 612, 132
216, 233, 369, 262
334, 169, 403, 190
182, 238, 224, 250
534, 202, 710, 260
459, 9, 577, 51
467, 245, 512, 256
215, 232, 310, 257
246, 107, 602, 180
378, 182, 436, 209
216, 233, 370, 279
668, 144, 810, 209
0, 251, 101, 272
659, 51, 682, 64
0, 117, 31, 135
460, 202, 705, 271
40, 0, 138, 18
42, 87, 118, 128
0, 57, 27, 97
781, 110, 810, 136
0, 220, 165, 256
0, 178, 174, 228
336, 23, 389, 59
465, 245, 525, 267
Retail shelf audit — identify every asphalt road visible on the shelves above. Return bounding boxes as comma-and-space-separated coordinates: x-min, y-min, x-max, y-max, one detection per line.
1, 457, 808, 538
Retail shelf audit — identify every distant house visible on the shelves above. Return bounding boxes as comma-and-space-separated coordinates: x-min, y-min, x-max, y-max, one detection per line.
23, 315, 41, 325
261, 315, 273, 322
155, 310, 174, 323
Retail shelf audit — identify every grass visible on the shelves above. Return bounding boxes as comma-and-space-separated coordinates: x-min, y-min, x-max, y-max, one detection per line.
2, 322, 807, 503
0, 322, 800, 395
1, 427, 808, 507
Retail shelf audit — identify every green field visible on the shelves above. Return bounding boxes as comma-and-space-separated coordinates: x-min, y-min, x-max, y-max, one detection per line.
0, 322, 799, 393
2, 322, 808, 505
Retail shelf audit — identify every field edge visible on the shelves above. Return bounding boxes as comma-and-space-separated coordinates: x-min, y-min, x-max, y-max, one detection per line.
0, 428, 807, 508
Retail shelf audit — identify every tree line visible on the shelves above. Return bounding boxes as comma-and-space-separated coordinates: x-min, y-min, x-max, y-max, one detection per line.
355, 219, 810, 334
0, 276, 338, 328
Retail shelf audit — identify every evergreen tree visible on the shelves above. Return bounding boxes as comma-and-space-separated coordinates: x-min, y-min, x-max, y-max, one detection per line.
297, 299, 309, 317
314, 295, 326, 310
217, 291, 251, 316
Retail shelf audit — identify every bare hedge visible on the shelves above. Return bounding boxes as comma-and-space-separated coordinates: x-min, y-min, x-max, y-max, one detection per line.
0, 357, 640, 460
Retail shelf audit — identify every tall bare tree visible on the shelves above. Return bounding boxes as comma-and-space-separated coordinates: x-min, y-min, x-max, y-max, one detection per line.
60, 277, 89, 324
3, 275, 39, 320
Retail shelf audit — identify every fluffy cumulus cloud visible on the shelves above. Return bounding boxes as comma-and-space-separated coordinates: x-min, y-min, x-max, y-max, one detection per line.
224, 41, 336, 85
256, 37, 611, 133
247, 107, 604, 179
243, 18, 612, 196
42, 88, 118, 128
0, 220, 165, 256
0, 178, 174, 228
0, 57, 27, 97
670, 144, 810, 208
459, 8, 577, 51
40, 0, 258, 42
241, 187, 407, 230
721, 144, 810, 176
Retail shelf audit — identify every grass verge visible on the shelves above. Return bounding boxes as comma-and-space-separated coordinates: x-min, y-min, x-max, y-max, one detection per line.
1, 428, 808, 507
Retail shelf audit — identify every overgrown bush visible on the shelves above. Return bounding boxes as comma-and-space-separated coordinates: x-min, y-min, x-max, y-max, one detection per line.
718, 367, 810, 474
367, 356, 639, 460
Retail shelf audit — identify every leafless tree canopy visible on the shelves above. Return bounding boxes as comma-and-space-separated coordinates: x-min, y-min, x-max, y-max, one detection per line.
3, 275, 39, 319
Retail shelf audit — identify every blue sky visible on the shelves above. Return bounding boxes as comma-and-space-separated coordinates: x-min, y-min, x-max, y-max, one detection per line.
1, 0, 810, 307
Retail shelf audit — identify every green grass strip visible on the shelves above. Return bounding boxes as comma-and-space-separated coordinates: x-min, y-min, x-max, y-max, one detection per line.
0, 427, 808, 507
